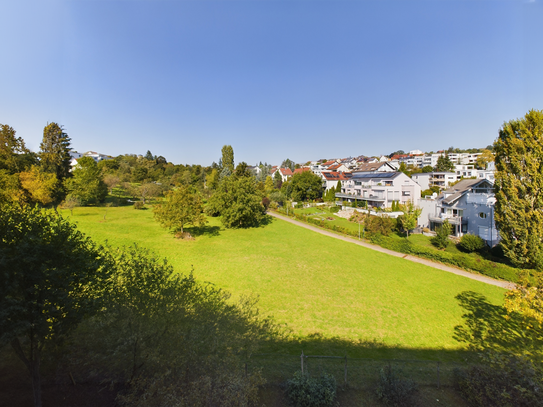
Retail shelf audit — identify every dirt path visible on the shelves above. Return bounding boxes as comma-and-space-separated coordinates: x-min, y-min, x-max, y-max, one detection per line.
268, 212, 515, 290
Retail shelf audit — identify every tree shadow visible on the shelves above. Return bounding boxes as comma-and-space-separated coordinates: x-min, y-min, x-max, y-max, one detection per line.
453, 291, 543, 358
185, 225, 221, 237
259, 214, 274, 227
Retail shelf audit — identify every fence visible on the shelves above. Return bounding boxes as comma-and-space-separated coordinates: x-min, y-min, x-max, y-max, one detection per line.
247, 352, 469, 390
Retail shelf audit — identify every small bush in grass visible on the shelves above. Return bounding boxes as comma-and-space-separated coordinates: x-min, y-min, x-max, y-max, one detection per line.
295, 203, 303, 209
134, 201, 144, 210
458, 234, 485, 252
376, 364, 417, 406
329, 206, 339, 213
286, 371, 336, 407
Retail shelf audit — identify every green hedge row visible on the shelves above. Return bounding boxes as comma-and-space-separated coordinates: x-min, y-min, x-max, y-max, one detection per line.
369, 234, 519, 283
274, 209, 520, 283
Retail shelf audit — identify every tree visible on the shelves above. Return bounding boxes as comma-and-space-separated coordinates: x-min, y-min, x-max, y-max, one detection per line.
103, 174, 120, 195
431, 219, 452, 249
273, 169, 283, 189
476, 149, 494, 170
0, 123, 32, 173
398, 162, 408, 175
65, 156, 108, 205
144, 150, 154, 160
207, 176, 266, 228
421, 165, 433, 173
154, 185, 206, 235
281, 158, 295, 171
335, 180, 342, 194
0, 204, 111, 407
290, 171, 323, 202
494, 110, 543, 270
39, 122, 71, 183
234, 161, 252, 178
137, 182, 162, 204
221, 145, 234, 174
264, 175, 274, 193
19, 166, 58, 206
398, 201, 422, 238
434, 154, 455, 172
207, 168, 219, 190
0, 170, 24, 205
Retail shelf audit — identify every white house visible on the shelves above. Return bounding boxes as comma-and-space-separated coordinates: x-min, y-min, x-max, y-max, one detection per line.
339, 171, 422, 209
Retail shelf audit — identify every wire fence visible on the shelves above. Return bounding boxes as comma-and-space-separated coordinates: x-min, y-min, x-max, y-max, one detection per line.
247, 352, 469, 390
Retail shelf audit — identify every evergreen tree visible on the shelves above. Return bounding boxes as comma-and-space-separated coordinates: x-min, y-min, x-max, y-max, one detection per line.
494, 109, 543, 270
336, 180, 342, 194
39, 123, 71, 202
221, 145, 234, 174
434, 154, 455, 172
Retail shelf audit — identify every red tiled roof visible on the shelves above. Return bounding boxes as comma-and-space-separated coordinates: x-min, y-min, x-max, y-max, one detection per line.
321, 171, 352, 181
293, 167, 311, 174
279, 168, 293, 176
322, 160, 336, 166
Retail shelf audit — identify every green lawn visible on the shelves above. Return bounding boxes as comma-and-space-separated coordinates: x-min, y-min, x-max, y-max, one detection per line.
64, 205, 505, 359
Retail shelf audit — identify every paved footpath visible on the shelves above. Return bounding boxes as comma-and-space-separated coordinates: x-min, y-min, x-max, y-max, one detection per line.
268, 211, 515, 290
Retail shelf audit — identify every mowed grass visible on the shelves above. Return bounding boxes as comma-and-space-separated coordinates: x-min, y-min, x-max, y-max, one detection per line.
64, 206, 505, 355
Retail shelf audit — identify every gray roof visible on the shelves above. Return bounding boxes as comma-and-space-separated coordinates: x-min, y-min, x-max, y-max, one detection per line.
351, 172, 401, 180
442, 179, 492, 205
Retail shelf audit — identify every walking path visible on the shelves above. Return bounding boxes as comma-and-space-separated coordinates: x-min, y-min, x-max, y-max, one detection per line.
268, 211, 515, 290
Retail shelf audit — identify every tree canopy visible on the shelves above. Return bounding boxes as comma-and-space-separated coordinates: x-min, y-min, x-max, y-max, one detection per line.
221, 145, 234, 174
290, 170, 323, 202
494, 109, 543, 270
154, 185, 206, 235
0, 204, 111, 407
65, 156, 108, 205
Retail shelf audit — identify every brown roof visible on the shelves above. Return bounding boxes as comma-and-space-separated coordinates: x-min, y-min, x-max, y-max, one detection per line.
322, 160, 336, 166
354, 162, 393, 173
279, 168, 293, 176
322, 171, 352, 181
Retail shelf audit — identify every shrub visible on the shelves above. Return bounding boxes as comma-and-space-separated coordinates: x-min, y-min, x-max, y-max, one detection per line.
134, 201, 144, 210
376, 364, 417, 406
262, 197, 270, 209
329, 206, 340, 213
453, 354, 543, 407
365, 215, 396, 237
458, 234, 485, 252
286, 371, 336, 407
431, 220, 451, 249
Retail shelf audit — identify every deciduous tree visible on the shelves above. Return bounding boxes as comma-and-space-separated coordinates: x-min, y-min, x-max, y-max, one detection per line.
154, 185, 206, 234
290, 170, 323, 202
398, 201, 422, 238
65, 156, 108, 205
494, 109, 543, 270
0, 204, 111, 407
1, 124, 33, 173
221, 145, 234, 174
19, 166, 57, 206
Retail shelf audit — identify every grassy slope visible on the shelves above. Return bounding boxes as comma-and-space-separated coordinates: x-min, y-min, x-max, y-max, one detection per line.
65, 206, 505, 355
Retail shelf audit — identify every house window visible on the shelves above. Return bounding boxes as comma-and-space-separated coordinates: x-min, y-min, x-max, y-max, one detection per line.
479, 212, 487, 219
402, 191, 411, 196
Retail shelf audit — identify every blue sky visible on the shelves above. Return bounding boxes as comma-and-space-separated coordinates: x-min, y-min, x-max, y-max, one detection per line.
1, 0, 541, 166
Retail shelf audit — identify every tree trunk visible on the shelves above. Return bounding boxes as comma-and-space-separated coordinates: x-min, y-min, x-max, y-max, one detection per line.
11, 337, 42, 407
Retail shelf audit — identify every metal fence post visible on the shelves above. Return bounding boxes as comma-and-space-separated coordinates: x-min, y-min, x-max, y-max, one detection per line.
437, 361, 440, 389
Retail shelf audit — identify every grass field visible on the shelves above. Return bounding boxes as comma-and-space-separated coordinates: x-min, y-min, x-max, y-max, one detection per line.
63, 205, 505, 360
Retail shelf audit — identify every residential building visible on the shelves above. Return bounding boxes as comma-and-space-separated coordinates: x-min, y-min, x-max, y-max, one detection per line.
271, 167, 293, 182
321, 171, 352, 191
411, 172, 457, 190
339, 171, 421, 209
428, 179, 499, 246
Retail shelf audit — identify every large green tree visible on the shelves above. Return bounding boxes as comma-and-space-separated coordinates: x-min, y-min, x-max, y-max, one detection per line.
39, 122, 71, 182
0, 204, 111, 407
494, 109, 543, 270
154, 185, 206, 234
65, 156, 108, 205
207, 176, 266, 228
290, 170, 323, 202
398, 201, 422, 239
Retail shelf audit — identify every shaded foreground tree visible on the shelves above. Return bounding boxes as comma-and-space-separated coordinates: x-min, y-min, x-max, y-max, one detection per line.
206, 176, 267, 228
63, 245, 277, 406
154, 185, 206, 235
494, 109, 543, 270
0, 204, 111, 407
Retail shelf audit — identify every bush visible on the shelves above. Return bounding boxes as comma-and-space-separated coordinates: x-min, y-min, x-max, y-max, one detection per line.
458, 234, 485, 252
295, 203, 303, 209
431, 220, 451, 249
329, 206, 340, 213
453, 354, 543, 407
134, 201, 144, 210
286, 371, 336, 407
376, 364, 417, 406
365, 215, 396, 237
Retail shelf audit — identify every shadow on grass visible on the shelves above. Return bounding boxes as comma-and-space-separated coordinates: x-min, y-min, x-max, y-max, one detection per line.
453, 291, 543, 357
185, 225, 221, 237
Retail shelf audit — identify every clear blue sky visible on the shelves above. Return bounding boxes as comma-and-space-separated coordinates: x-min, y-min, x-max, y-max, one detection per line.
1, 0, 541, 166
